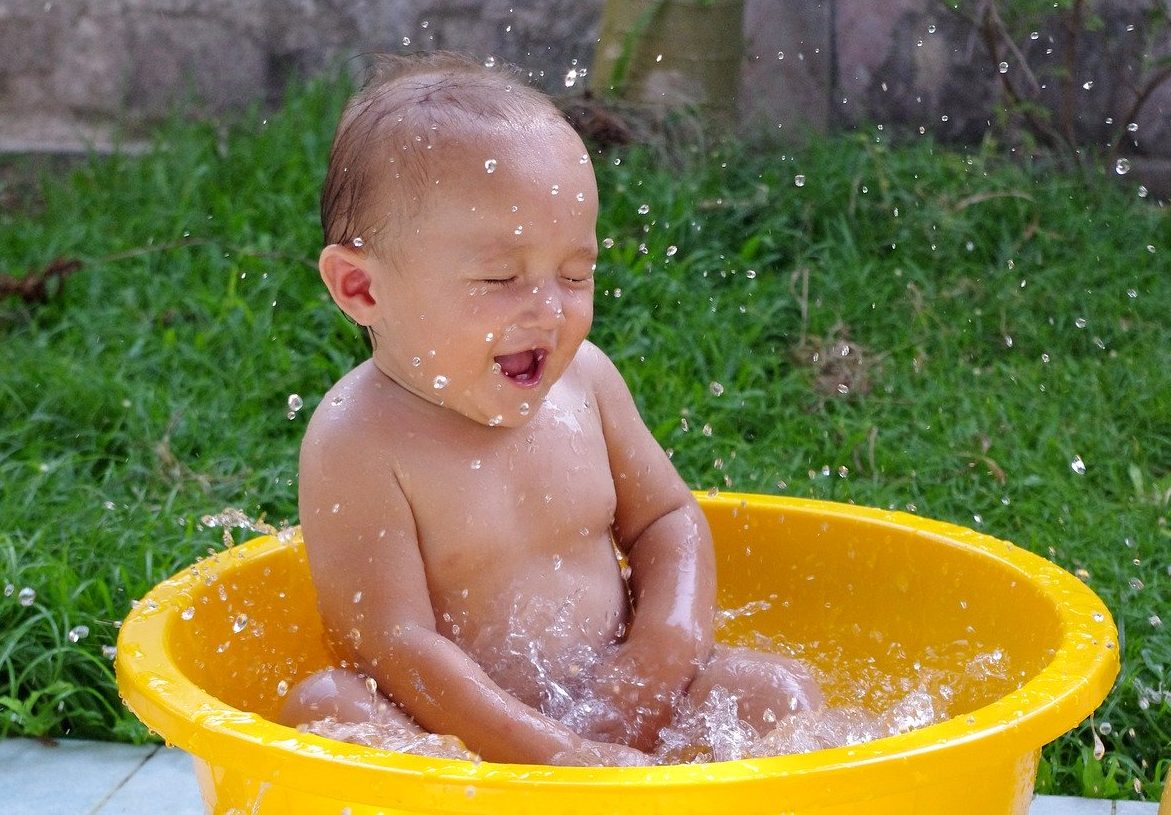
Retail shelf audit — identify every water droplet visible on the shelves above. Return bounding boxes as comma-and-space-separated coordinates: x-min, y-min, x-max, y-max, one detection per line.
1129, 577, 1145, 590
1075, 317, 1087, 328
18, 587, 35, 606
1070, 455, 1086, 475
352, 236, 365, 248
1137, 186, 1148, 198
67, 625, 89, 643
1115, 158, 1131, 175
1126, 122, 1138, 133
1149, 614, 1162, 627
637, 203, 650, 215
709, 381, 724, 396
564, 68, 578, 88
1092, 728, 1106, 760
433, 375, 449, 390
794, 174, 806, 187
998, 61, 1009, 74
487, 415, 503, 427
666, 245, 678, 257
550, 184, 559, 196
746, 269, 757, 279
102, 645, 117, 660
602, 237, 615, 249
470, 459, 482, 470
181, 606, 195, 621
484, 56, 497, 68
1030, 31, 1040, 40
1092, 612, 1105, 622
576, 192, 585, 202
287, 393, 303, 414
1082, 80, 1094, 90
702, 423, 713, 437
232, 614, 248, 634
518, 402, 530, 416
352, 591, 363, 603
276, 679, 289, 697
484, 159, 497, 173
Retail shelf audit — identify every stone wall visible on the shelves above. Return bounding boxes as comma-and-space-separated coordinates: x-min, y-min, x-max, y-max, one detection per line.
2, 0, 1169, 163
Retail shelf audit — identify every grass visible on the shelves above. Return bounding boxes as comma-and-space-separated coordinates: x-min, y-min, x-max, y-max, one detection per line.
1, 75, 1168, 800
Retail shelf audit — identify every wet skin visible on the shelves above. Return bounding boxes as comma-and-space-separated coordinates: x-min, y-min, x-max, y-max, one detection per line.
283, 118, 821, 765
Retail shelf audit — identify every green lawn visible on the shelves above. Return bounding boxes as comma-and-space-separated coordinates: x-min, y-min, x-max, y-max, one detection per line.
1, 75, 1168, 800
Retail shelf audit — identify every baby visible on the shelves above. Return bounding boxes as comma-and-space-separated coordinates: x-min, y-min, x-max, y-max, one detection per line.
280, 51, 821, 766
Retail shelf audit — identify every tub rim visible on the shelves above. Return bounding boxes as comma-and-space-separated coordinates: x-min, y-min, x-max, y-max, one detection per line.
115, 493, 1119, 808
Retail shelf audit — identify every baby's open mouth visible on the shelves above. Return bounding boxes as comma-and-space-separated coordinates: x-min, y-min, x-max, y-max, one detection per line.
494, 348, 548, 387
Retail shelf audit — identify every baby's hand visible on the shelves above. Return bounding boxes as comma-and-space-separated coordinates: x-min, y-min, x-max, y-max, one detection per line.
550, 739, 652, 767
575, 643, 679, 751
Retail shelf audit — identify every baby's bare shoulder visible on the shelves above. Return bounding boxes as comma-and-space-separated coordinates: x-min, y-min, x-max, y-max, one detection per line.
300, 362, 406, 478
571, 340, 623, 387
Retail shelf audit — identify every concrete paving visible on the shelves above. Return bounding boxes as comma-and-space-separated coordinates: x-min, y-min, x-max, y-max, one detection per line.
0, 737, 1159, 814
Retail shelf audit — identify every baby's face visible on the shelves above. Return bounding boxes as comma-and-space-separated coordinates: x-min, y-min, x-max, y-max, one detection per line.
362, 121, 599, 428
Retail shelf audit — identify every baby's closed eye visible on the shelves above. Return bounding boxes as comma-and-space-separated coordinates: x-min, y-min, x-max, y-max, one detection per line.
479, 276, 518, 287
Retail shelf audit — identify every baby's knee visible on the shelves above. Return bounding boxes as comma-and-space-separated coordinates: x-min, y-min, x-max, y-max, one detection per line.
277, 667, 420, 733
690, 646, 823, 733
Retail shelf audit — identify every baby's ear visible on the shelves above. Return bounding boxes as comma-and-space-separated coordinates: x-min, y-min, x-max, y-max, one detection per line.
319, 244, 379, 325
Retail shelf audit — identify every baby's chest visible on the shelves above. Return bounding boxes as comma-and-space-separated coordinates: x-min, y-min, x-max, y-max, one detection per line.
404, 405, 617, 561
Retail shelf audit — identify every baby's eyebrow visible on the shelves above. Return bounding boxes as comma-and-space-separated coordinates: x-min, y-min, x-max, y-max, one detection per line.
564, 244, 599, 261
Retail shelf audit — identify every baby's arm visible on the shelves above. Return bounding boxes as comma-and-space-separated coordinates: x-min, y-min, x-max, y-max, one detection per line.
299, 426, 643, 765
582, 344, 718, 749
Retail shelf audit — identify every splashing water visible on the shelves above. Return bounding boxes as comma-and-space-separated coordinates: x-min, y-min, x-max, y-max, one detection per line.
300, 593, 1018, 766
200, 508, 295, 546
303, 717, 475, 760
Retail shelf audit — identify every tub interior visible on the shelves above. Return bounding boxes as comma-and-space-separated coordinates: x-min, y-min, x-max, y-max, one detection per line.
166, 500, 1062, 727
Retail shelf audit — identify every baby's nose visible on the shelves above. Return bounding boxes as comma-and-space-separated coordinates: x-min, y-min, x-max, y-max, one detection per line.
523, 284, 565, 328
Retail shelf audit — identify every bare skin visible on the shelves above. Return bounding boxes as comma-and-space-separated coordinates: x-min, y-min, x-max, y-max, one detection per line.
282, 115, 821, 765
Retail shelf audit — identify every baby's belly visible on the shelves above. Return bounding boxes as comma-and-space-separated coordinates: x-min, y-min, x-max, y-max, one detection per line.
440, 555, 629, 711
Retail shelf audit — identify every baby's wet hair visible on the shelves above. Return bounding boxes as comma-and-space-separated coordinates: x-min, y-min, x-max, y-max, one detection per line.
320, 51, 567, 252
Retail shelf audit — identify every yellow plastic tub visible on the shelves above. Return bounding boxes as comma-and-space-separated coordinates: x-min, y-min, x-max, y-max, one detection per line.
116, 494, 1119, 814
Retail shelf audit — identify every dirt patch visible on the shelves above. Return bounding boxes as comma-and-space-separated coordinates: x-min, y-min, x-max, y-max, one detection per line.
791, 322, 881, 400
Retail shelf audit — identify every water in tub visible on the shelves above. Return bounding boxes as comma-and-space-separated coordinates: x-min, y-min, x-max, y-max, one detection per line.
299, 590, 1023, 764
196, 502, 1030, 768
199, 509, 1025, 765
